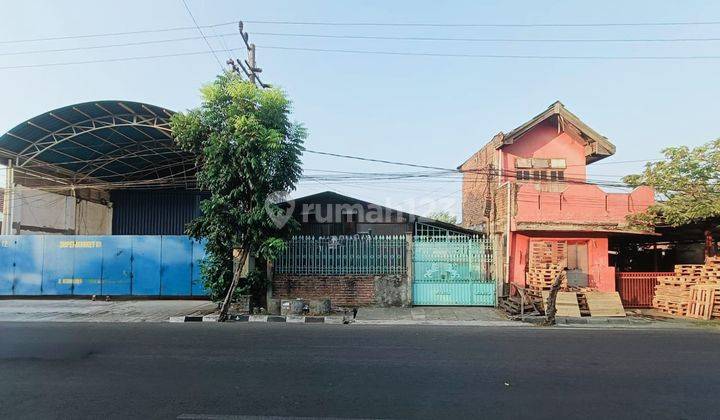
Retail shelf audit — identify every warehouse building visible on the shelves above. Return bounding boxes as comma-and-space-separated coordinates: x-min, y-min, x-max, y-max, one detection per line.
0, 100, 203, 235
0, 100, 207, 296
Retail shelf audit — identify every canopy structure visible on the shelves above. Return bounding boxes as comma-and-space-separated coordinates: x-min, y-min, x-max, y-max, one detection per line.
0, 100, 197, 190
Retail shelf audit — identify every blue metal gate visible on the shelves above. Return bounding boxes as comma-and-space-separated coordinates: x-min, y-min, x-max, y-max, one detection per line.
412, 235, 495, 306
0, 235, 207, 297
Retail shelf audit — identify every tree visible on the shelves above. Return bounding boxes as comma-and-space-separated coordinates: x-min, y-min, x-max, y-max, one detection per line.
171, 72, 306, 321
427, 210, 458, 225
624, 139, 720, 256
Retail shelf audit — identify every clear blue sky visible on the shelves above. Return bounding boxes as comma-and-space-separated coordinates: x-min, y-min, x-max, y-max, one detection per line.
1, 0, 719, 220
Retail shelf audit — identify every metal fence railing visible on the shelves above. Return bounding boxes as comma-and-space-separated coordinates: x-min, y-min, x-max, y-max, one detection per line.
274, 235, 406, 275
616, 271, 673, 308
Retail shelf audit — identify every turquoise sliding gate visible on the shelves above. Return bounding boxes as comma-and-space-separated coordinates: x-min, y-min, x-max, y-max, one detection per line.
412, 235, 494, 306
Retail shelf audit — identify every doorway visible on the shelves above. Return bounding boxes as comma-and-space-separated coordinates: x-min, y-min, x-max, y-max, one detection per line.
566, 241, 589, 287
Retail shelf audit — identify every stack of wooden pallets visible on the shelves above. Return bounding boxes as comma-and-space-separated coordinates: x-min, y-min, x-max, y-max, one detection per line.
526, 264, 567, 296
653, 275, 699, 316
653, 259, 720, 317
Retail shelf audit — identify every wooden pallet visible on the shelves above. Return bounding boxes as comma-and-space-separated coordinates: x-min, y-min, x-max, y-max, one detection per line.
687, 285, 716, 320
706, 256, 720, 266
674, 264, 705, 275
541, 291, 582, 317
585, 292, 626, 317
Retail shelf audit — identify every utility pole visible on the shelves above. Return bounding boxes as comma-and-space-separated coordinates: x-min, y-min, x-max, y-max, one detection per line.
231, 20, 268, 88
247, 42, 257, 86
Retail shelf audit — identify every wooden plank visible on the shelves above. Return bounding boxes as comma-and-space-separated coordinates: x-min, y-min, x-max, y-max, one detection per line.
542, 291, 581, 317
585, 292, 626, 317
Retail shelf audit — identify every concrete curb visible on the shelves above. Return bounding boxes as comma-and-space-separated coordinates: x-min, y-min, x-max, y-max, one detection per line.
168, 314, 349, 324
351, 319, 524, 327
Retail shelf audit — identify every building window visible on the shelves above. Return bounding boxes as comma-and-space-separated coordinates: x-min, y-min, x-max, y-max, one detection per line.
516, 158, 567, 183
550, 170, 565, 181
516, 170, 531, 180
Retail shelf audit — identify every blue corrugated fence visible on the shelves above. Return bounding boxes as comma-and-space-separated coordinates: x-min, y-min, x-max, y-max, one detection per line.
0, 235, 207, 296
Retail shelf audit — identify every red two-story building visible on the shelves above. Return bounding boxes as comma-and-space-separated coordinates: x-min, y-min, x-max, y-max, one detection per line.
460, 101, 654, 292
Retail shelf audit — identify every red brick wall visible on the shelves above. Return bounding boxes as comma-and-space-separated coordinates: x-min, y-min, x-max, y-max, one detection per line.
272, 274, 375, 307
460, 142, 497, 230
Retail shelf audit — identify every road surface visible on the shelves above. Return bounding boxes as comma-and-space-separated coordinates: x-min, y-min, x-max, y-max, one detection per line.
1, 322, 718, 419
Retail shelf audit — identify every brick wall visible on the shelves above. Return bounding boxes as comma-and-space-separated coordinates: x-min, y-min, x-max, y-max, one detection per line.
459, 141, 499, 231
272, 274, 375, 307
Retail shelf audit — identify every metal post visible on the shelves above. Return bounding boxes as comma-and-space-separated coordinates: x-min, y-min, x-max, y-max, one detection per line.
266, 259, 274, 309
3, 160, 13, 235
405, 231, 413, 307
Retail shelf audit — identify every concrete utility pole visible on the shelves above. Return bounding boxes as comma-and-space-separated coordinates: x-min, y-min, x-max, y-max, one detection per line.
247, 42, 257, 86
227, 20, 268, 88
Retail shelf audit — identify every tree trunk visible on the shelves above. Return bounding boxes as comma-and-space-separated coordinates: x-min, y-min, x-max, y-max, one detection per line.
705, 229, 717, 258
542, 270, 567, 327
217, 248, 249, 322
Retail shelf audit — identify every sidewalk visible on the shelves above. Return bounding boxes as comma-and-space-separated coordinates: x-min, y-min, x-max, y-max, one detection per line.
0, 299, 216, 322
353, 307, 522, 327
352, 306, 718, 329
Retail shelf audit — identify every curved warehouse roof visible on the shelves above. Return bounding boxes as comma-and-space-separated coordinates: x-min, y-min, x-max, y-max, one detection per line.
0, 101, 196, 188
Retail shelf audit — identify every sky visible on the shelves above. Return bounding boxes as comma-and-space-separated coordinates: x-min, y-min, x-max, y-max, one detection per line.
1, 0, 720, 221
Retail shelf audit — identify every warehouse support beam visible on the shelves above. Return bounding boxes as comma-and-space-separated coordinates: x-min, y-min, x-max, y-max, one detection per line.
2, 160, 13, 234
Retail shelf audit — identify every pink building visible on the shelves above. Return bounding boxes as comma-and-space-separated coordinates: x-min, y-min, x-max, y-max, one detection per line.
460, 101, 654, 291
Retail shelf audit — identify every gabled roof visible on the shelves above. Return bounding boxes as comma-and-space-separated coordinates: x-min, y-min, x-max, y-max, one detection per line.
460, 101, 616, 167
288, 191, 479, 234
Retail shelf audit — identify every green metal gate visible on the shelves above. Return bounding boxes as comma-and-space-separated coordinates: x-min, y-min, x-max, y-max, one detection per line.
412, 235, 495, 306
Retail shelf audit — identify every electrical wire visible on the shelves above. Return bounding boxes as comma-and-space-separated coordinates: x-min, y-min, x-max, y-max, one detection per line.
259, 45, 720, 61
0, 48, 240, 70
180, 0, 224, 70
243, 19, 720, 28
252, 31, 720, 44
0, 33, 238, 57
0, 21, 237, 45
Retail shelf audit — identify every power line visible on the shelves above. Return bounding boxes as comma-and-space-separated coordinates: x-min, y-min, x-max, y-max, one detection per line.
5, 40, 720, 71
304, 149, 455, 171
259, 45, 720, 61
180, 0, 224, 70
0, 48, 239, 70
0, 33, 238, 57
243, 19, 720, 28
0, 21, 237, 45
253, 31, 720, 44
302, 149, 680, 190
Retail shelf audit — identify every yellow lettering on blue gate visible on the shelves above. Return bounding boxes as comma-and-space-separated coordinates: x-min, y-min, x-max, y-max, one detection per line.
59, 241, 102, 248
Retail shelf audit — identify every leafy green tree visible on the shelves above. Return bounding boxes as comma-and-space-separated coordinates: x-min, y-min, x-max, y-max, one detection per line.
171, 73, 306, 321
427, 210, 458, 225
624, 139, 720, 256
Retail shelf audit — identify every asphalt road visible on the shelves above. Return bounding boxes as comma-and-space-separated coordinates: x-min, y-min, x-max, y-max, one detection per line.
1, 323, 719, 420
